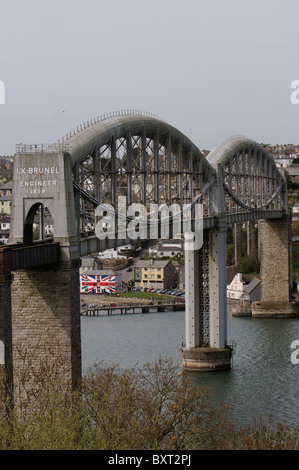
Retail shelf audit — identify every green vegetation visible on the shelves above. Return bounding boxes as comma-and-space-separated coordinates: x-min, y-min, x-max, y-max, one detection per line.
292, 241, 299, 273
292, 220, 299, 237
234, 253, 260, 275
0, 356, 297, 450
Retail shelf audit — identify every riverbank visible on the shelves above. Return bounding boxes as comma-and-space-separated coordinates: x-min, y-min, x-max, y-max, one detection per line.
81, 292, 184, 309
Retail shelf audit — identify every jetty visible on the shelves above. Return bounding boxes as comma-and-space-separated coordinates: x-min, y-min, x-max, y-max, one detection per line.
81, 303, 185, 316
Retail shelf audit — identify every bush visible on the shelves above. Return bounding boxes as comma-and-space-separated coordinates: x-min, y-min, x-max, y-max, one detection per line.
234, 253, 260, 274
0, 356, 298, 450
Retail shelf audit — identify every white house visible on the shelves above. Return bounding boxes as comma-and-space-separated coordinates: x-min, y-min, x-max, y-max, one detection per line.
97, 245, 129, 260
292, 202, 299, 221
149, 239, 184, 258
227, 272, 261, 302
0, 230, 9, 244
0, 217, 10, 231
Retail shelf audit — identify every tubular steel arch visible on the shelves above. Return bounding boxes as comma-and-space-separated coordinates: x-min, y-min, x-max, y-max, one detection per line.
63, 111, 216, 236
207, 136, 287, 217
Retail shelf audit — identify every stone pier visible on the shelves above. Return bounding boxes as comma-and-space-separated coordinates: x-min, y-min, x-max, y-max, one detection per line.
3, 149, 83, 404
234, 223, 243, 265
0, 247, 13, 399
247, 221, 257, 257
252, 217, 299, 318
10, 261, 81, 403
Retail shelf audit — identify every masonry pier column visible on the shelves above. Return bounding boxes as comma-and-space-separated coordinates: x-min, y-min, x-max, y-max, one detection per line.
0, 247, 13, 400
234, 223, 243, 265
247, 221, 257, 257
9, 149, 82, 405
252, 216, 299, 317
11, 258, 81, 405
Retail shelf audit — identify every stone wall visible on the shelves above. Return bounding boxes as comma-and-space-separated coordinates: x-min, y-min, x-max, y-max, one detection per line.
0, 248, 13, 396
234, 223, 243, 265
259, 217, 292, 302
11, 262, 81, 403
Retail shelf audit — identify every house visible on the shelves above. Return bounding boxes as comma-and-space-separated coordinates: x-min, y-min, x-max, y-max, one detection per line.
32, 211, 54, 238
292, 202, 299, 221
0, 229, 9, 244
0, 180, 12, 196
287, 164, 299, 184
0, 216, 10, 244
0, 195, 11, 215
97, 244, 134, 260
0, 217, 10, 231
0, 180, 12, 215
134, 259, 177, 290
80, 255, 103, 274
97, 248, 127, 259
149, 239, 184, 258
227, 272, 261, 302
156, 245, 183, 258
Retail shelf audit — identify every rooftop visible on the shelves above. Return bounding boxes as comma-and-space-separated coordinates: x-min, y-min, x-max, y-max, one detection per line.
135, 260, 171, 268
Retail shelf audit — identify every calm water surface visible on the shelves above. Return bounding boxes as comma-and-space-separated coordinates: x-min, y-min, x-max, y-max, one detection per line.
81, 307, 299, 427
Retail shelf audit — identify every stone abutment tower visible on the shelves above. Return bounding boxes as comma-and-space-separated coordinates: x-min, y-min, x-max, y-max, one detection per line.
1, 149, 81, 404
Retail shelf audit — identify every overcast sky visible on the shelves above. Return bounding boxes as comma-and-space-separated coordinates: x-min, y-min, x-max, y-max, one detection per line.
1, 0, 299, 155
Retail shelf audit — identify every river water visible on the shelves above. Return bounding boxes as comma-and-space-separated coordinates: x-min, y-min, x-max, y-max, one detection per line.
81, 307, 299, 428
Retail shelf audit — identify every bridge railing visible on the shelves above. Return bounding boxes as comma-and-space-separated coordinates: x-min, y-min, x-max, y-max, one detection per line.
58, 109, 166, 142
11, 242, 60, 270
16, 143, 70, 154
16, 110, 165, 152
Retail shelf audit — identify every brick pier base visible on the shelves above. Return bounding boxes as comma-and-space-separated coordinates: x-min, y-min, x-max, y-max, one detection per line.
256, 217, 297, 317
11, 262, 81, 404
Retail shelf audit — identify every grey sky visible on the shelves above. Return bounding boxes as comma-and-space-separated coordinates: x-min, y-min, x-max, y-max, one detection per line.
1, 0, 299, 155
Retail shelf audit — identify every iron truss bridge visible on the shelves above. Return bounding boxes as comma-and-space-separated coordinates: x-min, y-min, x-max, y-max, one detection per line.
17, 110, 288, 254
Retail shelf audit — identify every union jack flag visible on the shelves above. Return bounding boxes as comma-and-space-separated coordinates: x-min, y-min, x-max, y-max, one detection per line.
99, 275, 116, 293
80, 275, 97, 293
80, 274, 116, 294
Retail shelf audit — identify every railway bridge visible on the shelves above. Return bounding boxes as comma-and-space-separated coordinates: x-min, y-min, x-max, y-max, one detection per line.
0, 110, 296, 401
